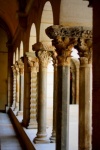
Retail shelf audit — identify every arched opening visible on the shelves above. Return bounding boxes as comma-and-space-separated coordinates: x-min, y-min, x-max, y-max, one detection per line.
40, 1, 54, 126
40, 1, 53, 44
20, 41, 24, 57
15, 48, 19, 61
29, 23, 36, 52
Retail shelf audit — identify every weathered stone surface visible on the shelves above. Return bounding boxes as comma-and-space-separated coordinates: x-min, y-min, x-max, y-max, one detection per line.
45, 25, 92, 39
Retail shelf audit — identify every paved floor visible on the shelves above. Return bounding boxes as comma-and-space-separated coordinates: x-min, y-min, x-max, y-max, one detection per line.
0, 105, 78, 150
18, 105, 78, 150
0, 113, 24, 150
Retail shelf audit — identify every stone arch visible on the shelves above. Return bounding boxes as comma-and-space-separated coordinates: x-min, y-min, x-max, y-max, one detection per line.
70, 58, 80, 104
29, 23, 36, 52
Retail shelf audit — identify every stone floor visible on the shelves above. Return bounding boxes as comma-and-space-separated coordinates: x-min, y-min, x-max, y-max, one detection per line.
17, 104, 78, 150
0, 105, 78, 150
0, 113, 24, 150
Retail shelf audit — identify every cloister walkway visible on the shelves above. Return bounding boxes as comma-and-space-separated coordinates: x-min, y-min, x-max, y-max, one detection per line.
0, 112, 24, 150
10, 105, 78, 150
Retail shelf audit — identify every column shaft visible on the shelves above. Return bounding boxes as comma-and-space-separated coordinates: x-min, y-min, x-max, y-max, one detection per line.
56, 66, 70, 150
79, 63, 92, 150
34, 66, 49, 143
50, 63, 57, 143
27, 66, 38, 129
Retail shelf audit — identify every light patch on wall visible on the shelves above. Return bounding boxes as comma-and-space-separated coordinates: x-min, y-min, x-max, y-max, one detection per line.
71, 48, 79, 58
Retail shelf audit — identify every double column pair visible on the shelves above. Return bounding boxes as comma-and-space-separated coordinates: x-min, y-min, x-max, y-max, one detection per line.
46, 25, 92, 150
11, 58, 24, 115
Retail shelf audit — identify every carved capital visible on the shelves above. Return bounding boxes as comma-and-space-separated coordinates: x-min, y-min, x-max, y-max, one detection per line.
45, 25, 92, 66
32, 42, 53, 67
17, 58, 24, 74
52, 36, 77, 66
76, 38, 92, 64
27, 57, 39, 72
14, 62, 19, 75
11, 65, 16, 75
45, 25, 92, 39
37, 50, 51, 67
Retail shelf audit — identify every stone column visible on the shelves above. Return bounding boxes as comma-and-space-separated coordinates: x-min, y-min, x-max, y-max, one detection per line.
32, 42, 51, 143
15, 61, 20, 114
46, 25, 79, 150
22, 52, 38, 127
50, 51, 58, 143
11, 65, 16, 110
17, 58, 24, 115
27, 56, 39, 129
77, 36, 92, 150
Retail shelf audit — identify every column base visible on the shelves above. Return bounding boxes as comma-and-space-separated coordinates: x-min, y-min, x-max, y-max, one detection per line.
27, 122, 37, 129
17, 111, 23, 116
33, 136, 50, 144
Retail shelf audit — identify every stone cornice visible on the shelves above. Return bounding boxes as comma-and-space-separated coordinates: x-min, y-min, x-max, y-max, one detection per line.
45, 25, 92, 39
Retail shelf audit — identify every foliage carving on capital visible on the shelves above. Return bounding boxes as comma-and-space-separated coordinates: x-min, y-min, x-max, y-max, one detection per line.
52, 36, 77, 66
76, 38, 92, 64
37, 50, 51, 67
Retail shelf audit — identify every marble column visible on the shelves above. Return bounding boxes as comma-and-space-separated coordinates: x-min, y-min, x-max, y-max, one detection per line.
17, 58, 24, 115
32, 42, 51, 143
77, 37, 92, 150
27, 56, 39, 129
50, 51, 58, 143
11, 65, 16, 110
